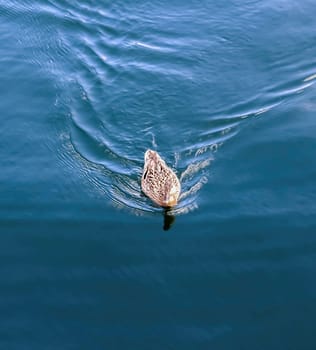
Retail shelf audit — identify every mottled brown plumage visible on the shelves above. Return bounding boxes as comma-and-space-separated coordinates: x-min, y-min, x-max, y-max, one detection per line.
141, 149, 181, 208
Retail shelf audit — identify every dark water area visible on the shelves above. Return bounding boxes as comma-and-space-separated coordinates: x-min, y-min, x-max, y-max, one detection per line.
1, 0, 316, 348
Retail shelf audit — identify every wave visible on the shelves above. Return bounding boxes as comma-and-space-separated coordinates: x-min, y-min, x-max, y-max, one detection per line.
14, 0, 316, 217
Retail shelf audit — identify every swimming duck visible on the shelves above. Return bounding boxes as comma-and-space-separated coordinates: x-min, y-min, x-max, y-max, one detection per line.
141, 149, 181, 208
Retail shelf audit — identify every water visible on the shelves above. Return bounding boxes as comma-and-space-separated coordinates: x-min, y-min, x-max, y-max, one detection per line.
1, 0, 316, 348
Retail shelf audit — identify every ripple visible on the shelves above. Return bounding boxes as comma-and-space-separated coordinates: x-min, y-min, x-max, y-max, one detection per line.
304, 72, 316, 82
20, 0, 316, 218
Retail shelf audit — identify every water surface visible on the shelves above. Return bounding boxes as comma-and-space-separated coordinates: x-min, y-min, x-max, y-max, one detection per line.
1, 0, 316, 348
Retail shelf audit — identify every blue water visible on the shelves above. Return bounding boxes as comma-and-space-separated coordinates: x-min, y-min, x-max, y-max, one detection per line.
1, 0, 316, 348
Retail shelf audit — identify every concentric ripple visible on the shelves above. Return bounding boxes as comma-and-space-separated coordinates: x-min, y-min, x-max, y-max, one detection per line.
20, 0, 316, 216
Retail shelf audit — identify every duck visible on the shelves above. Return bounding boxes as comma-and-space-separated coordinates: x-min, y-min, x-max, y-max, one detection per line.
141, 149, 181, 208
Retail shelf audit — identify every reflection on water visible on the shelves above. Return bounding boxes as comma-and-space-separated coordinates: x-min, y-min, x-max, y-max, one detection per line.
163, 209, 176, 231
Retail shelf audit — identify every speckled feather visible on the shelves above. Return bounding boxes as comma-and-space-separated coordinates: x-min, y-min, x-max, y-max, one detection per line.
141, 150, 181, 208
